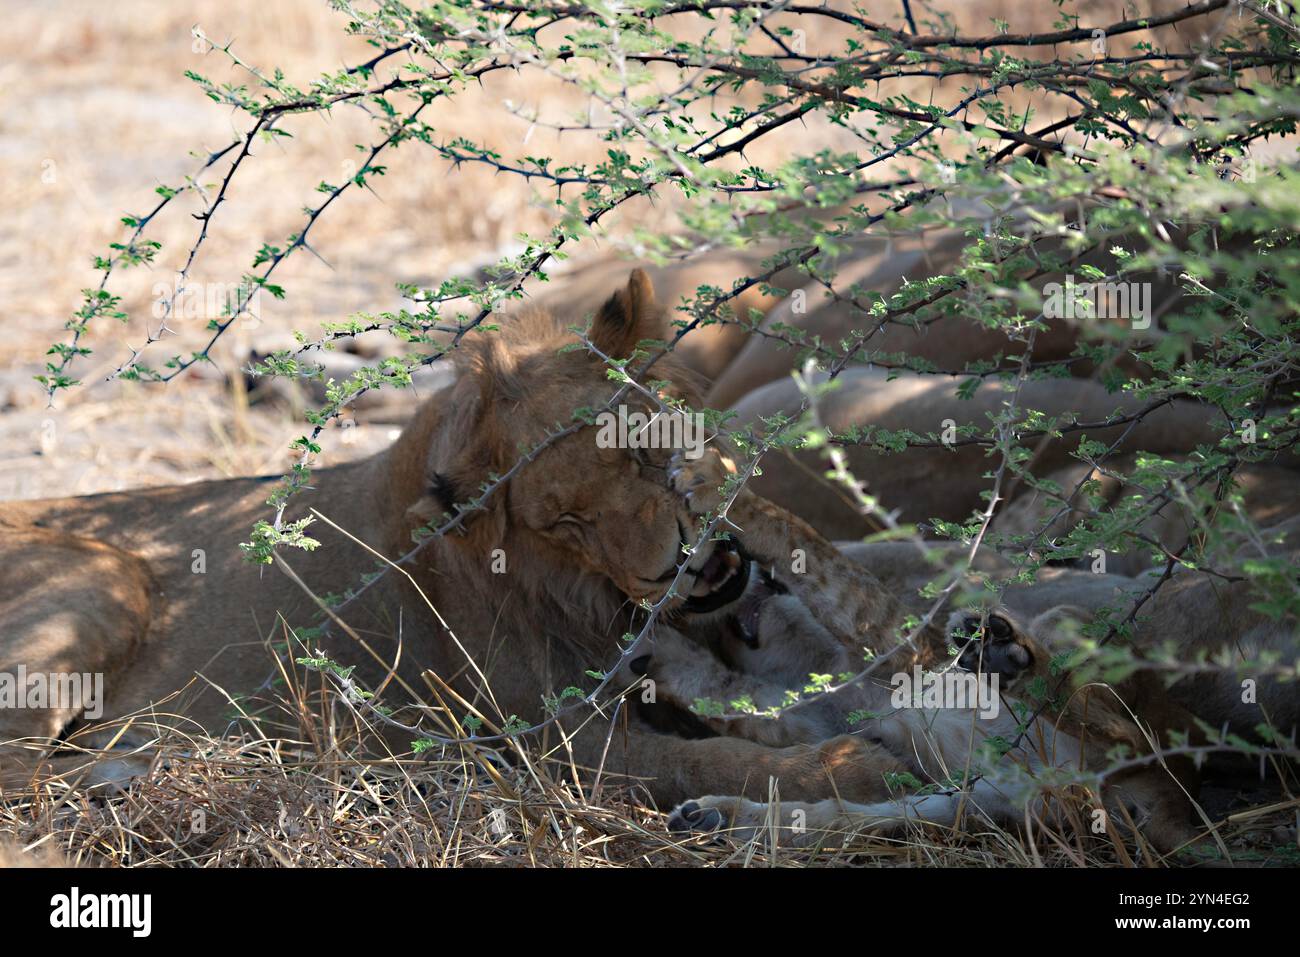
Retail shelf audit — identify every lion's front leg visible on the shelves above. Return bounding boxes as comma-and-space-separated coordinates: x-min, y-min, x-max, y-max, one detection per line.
662, 610, 1062, 848
622, 626, 837, 748
667, 778, 1021, 848
668, 449, 918, 659
573, 718, 907, 812
667, 794, 899, 847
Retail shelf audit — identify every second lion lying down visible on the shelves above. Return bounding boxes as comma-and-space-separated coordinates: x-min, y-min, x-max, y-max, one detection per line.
636, 448, 1297, 853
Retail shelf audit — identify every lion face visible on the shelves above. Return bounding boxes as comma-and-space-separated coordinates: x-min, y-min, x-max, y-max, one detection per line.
416, 268, 746, 609
510, 433, 740, 603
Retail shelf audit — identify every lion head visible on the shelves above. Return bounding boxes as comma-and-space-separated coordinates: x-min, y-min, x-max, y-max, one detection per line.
407, 269, 748, 619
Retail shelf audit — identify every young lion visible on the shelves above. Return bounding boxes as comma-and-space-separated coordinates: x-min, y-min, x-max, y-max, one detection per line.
0, 270, 906, 815
640, 450, 1295, 853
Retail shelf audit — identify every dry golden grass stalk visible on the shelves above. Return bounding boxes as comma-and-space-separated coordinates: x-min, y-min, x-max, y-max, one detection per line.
3, 665, 1295, 868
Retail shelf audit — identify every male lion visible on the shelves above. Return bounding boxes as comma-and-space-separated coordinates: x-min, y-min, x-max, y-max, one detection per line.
0, 270, 903, 813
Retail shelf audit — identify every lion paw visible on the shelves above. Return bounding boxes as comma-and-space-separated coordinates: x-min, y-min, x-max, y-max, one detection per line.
668, 448, 736, 515
667, 799, 729, 835
948, 610, 1034, 681
667, 796, 761, 840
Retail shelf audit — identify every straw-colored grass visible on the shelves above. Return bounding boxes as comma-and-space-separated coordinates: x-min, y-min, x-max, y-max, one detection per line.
3, 663, 1296, 868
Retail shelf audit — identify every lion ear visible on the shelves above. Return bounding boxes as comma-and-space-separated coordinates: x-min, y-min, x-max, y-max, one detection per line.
590, 268, 663, 359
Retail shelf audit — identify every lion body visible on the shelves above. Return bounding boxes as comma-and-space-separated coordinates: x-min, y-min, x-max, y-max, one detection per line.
0, 272, 905, 813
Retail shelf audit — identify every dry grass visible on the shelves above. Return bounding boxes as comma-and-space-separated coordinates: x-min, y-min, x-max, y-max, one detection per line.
4, 752, 1294, 868
2, 667, 1296, 868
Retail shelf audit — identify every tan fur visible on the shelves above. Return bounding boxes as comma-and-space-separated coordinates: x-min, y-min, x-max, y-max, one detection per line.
0, 271, 912, 812
705, 210, 1250, 411
651, 463, 1292, 852
1, 266, 1290, 847
704, 224, 1075, 409
660, 600, 1203, 852
994, 456, 1300, 576
723, 366, 1293, 538
527, 251, 788, 384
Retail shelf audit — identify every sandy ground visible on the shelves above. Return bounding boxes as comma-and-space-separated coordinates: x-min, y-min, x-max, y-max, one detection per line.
0, 0, 672, 497
0, 0, 1133, 500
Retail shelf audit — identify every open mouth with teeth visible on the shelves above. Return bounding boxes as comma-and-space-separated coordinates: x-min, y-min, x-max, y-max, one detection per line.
728, 565, 785, 646
679, 543, 790, 651
681, 537, 751, 613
